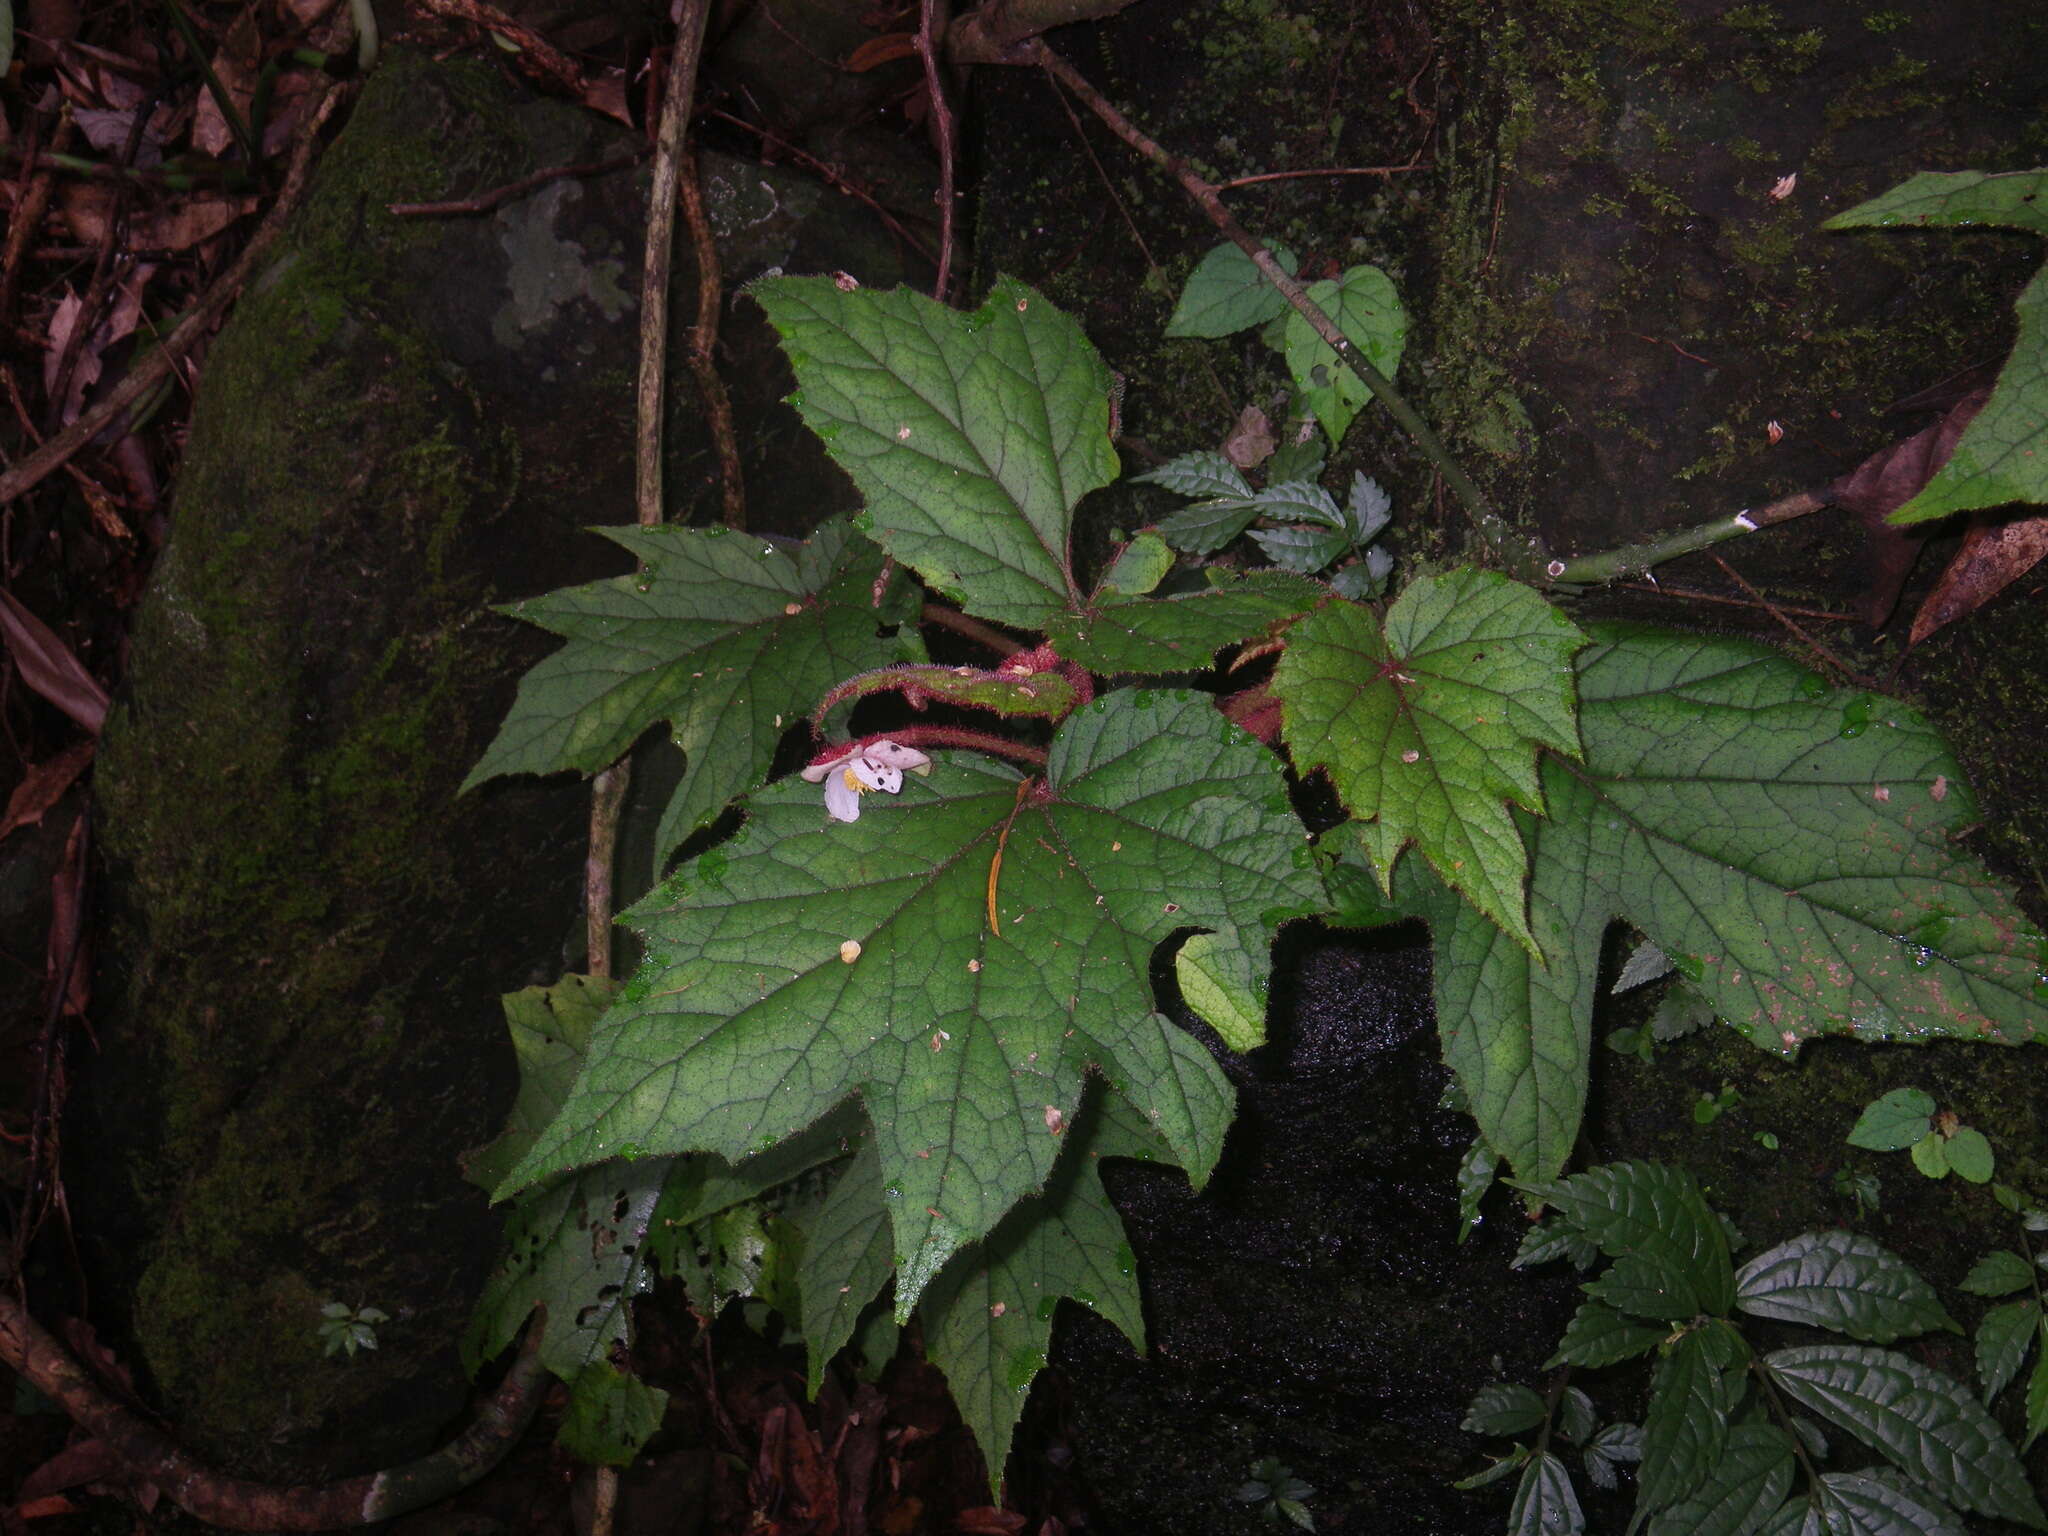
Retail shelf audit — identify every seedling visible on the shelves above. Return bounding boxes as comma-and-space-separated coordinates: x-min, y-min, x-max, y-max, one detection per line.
1847, 1087, 1996, 1183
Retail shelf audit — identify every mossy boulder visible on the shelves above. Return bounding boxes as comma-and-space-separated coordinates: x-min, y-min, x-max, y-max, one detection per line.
75, 46, 913, 1480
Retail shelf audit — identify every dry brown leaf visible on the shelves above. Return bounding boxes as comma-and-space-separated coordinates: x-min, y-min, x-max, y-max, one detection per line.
43, 289, 99, 421
956, 1509, 1027, 1535
1825, 387, 1988, 628
190, 12, 264, 158
579, 67, 633, 128
1910, 514, 2048, 646
1222, 403, 1276, 469
26, 0, 83, 44
847, 32, 918, 71
0, 739, 95, 844
137, 191, 260, 253
55, 180, 111, 247
49, 809, 91, 1018
0, 588, 109, 733
1220, 681, 1282, 746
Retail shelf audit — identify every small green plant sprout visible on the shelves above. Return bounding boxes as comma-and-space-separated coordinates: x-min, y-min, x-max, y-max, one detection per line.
1456, 1376, 1641, 1532
1693, 1082, 1741, 1125
1163, 242, 1407, 453
1235, 1456, 1317, 1530
1480, 1161, 2047, 1535
318, 1302, 389, 1359
1602, 938, 1715, 1065
1846, 1087, 1996, 1183
1136, 451, 1395, 598
1832, 1167, 1883, 1221
1961, 1183, 2048, 1449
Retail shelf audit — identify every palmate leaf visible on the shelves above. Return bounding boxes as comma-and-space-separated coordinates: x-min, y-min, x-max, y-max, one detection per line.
498, 689, 1323, 1312
1560, 626, 2046, 1051
1825, 170, 2048, 524
751, 275, 1118, 628
1274, 570, 1586, 956
465, 518, 901, 868
797, 1134, 896, 1396
1764, 1343, 2047, 1527
919, 1091, 1162, 1489
463, 1153, 677, 1385
464, 974, 618, 1193
1423, 624, 2046, 1181
467, 1044, 856, 1385
560, 1360, 666, 1467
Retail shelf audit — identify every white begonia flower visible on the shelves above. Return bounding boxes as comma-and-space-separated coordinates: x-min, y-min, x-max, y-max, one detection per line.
800, 739, 932, 822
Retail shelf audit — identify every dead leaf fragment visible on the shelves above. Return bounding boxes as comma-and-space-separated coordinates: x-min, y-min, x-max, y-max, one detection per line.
1222, 404, 1277, 469
0, 589, 109, 733
1909, 513, 2048, 646
1826, 387, 1988, 628
0, 739, 96, 843
846, 32, 917, 71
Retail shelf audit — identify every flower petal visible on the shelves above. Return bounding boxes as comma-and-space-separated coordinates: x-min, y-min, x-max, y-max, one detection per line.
801, 743, 858, 783
863, 739, 931, 774
824, 770, 864, 821
849, 756, 903, 794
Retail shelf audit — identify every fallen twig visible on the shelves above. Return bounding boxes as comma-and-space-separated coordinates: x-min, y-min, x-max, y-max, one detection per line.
1215, 164, 1430, 191
412, 0, 582, 94
1545, 488, 1828, 585
1710, 553, 1867, 685
0, 112, 78, 331
388, 150, 643, 217
0, 1278, 548, 1529
1616, 582, 1855, 624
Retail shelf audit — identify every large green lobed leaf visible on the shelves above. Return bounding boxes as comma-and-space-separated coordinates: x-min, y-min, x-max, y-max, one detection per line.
1565, 626, 2045, 1050
498, 690, 1322, 1311
751, 275, 1119, 628
1423, 625, 2045, 1181
465, 518, 900, 868
1826, 170, 2048, 524
918, 1092, 1161, 1489
1275, 570, 1585, 956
